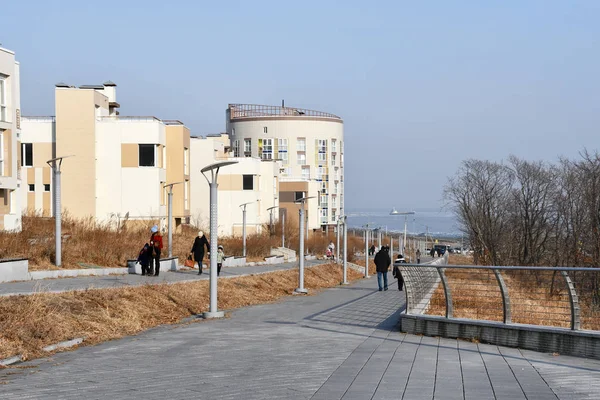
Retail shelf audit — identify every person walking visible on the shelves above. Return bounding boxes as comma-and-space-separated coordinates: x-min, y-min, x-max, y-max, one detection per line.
191, 231, 210, 275
328, 241, 335, 260
416, 248, 421, 264
374, 245, 391, 291
393, 258, 405, 291
137, 242, 151, 276
149, 225, 163, 276
216, 245, 225, 276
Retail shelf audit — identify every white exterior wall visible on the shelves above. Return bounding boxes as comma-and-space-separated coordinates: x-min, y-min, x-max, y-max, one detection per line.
189, 137, 281, 236
96, 119, 167, 225
0, 48, 22, 230
229, 116, 344, 229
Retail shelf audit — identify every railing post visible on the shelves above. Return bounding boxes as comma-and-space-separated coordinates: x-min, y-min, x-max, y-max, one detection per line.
436, 267, 453, 318
493, 269, 511, 324
561, 271, 581, 330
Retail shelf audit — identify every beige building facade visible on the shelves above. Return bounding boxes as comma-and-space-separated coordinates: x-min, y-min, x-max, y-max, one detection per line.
0, 47, 23, 231
22, 82, 190, 229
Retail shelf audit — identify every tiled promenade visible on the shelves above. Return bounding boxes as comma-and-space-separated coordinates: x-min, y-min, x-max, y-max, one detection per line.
0, 271, 599, 399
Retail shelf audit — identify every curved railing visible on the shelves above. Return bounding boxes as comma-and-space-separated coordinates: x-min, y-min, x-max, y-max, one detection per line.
228, 103, 341, 120
399, 263, 600, 331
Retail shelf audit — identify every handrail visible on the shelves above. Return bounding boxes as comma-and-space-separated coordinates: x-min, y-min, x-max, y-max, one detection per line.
398, 262, 600, 332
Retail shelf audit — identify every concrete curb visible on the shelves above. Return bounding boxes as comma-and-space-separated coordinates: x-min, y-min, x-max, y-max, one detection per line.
30, 268, 128, 280
0, 355, 23, 366
42, 337, 84, 352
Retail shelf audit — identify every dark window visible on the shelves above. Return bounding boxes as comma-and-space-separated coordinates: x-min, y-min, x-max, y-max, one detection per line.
22, 143, 33, 167
139, 144, 155, 167
263, 126, 268, 134
243, 175, 253, 190
44, 184, 50, 192
28, 184, 34, 192
295, 191, 304, 201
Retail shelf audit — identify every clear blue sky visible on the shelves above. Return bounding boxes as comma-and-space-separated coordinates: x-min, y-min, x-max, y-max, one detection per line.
3, 1, 600, 210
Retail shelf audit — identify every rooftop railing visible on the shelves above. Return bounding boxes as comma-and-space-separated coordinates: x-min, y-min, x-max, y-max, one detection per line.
229, 103, 341, 120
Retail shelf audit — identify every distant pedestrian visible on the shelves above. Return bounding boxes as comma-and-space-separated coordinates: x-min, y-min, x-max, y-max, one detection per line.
369, 245, 376, 256
393, 260, 404, 291
149, 225, 163, 276
430, 248, 435, 258
374, 245, 391, 291
328, 241, 335, 260
416, 249, 421, 264
191, 231, 210, 275
217, 245, 225, 276
137, 242, 151, 276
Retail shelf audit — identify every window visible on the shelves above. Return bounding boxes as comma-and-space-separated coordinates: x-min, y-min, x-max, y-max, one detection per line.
301, 167, 310, 180
297, 153, 306, 165
318, 152, 327, 163
184, 147, 189, 174
44, 184, 50, 192
263, 126, 268, 134
321, 181, 327, 193
332, 140, 337, 153
281, 167, 291, 176
28, 184, 34, 192
320, 208, 328, 222
139, 144, 155, 167
262, 138, 273, 160
335, 182, 339, 194
294, 191, 305, 201
297, 138, 306, 152
243, 174, 253, 190
331, 154, 336, 166
233, 140, 240, 157
22, 143, 33, 167
332, 210, 337, 221
231, 128, 235, 136
318, 139, 327, 153
244, 139, 251, 157
184, 180, 189, 209
278, 138, 288, 163
317, 166, 326, 180
0, 76, 6, 122
0, 130, 3, 175
320, 194, 328, 207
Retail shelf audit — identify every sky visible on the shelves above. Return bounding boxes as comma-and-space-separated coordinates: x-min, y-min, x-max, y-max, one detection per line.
3, 1, 600, 211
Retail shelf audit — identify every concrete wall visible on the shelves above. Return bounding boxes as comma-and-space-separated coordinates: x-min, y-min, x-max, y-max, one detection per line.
0, 258, 28, 283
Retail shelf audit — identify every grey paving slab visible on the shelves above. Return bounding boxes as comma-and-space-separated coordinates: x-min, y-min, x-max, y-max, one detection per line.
0, 271, 598, 399
0, 259, 324, 296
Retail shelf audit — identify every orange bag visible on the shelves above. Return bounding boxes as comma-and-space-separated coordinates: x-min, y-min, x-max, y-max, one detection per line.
184, 255, 194, 268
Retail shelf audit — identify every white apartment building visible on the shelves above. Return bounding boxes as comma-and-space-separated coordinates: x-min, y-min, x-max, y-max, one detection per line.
226, 103, 344, 233
0, 47, 23, 231
189, 134, 281, 236
22, 82, 190, 229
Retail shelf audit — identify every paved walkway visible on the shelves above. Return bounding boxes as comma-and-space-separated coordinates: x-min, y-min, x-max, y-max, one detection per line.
0, 260, 324, 297
1, 274, 599, 399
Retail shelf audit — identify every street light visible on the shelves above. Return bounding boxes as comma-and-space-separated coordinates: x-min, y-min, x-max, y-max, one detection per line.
163, 181, 184, 258
239, 201, 255, 257
363, 223, 370, 278
342, 215, 348, 284
201, 160, 238, 319
46, 155, 74, 267
336, 216, 342, 264
390, 208, 416, 257
267, 205, 278, 236
294, 196, 314, 294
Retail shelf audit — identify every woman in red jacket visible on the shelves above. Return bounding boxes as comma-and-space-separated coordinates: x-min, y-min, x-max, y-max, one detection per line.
149, 225, 163, 276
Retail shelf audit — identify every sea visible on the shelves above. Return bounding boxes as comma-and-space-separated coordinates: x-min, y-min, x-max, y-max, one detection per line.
345, 208, 462, 239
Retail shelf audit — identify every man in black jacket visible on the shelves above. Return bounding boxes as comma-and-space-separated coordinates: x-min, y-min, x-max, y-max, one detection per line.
191, 231, 210, 275
374, 245, 391, 291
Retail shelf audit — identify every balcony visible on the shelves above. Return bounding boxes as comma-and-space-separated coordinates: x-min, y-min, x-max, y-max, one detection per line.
229, 103, 341, 120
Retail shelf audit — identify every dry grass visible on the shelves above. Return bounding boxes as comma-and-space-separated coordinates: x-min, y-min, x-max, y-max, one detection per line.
0, 263, 363, 360
0, 215, 354, 271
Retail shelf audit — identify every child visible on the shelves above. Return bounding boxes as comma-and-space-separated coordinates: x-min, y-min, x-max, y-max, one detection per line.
137, 242, 151, 276
217, 245, 225, 276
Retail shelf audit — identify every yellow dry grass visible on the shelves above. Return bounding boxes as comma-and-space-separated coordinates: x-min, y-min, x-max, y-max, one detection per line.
0, 263, 363, 361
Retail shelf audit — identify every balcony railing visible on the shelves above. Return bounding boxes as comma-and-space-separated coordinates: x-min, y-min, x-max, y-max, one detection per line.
229, 103, 341, 120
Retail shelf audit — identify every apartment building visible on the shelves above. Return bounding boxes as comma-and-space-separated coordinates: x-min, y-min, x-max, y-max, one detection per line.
227, 103, 344, 233
189, 134, 281, 236
0, 47, 23, 231
21, 82, 190, 229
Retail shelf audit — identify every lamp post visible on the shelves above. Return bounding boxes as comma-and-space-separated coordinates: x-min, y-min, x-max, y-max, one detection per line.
390, 208, 416, 256
364, 223, 370, 278
281, 211, 285, 247
295, 196, 314, 294
201, 160, 238, 319
46, 155, 73, 267
267, 205, 278, 236
239, 201, 254, 257
342, 215, 348, 284
163, 181, 184, 258
336, 216, 341, 263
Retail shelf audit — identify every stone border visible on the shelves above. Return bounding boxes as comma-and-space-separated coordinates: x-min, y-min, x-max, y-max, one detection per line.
401, 313, 600, 360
